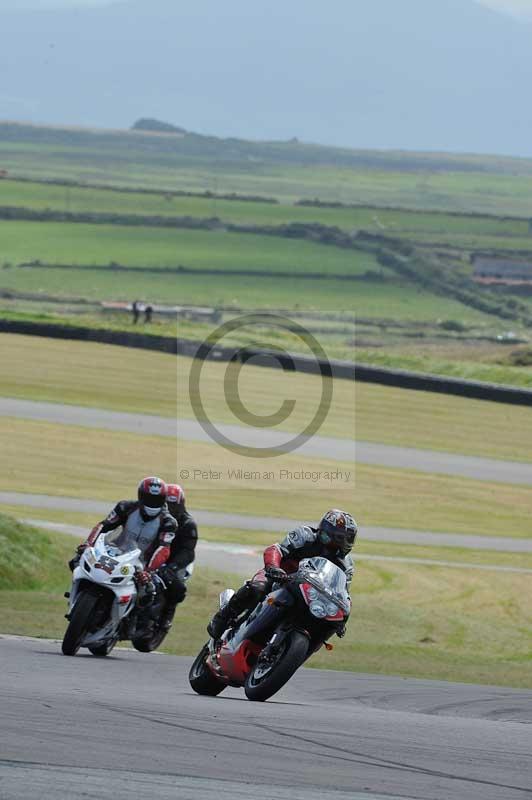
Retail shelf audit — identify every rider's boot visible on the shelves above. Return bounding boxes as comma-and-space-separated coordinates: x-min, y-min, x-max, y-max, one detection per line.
207, 581, 262, 639
207, 606, 235, 639
159, 603, 177, 633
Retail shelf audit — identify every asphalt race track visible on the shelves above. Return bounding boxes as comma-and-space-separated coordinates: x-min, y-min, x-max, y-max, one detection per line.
1, 636, 531, 800
3, 397, 532, 485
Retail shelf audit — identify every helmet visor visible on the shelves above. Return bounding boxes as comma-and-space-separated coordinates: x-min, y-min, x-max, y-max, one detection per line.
139, 491, 166, 509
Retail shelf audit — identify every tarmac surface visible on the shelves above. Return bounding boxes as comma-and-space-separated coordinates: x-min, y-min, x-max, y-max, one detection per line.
3, 397, 532, 484
1, 636, 531, 800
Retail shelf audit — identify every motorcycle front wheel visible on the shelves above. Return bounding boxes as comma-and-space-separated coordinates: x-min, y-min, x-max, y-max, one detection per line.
62, 592, 100, 656
189, 643, 226, 696
244, 630, 309, 701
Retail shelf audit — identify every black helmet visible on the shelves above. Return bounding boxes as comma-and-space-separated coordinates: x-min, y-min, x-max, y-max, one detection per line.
137, 476, 167, 517
318, 509, 357, 556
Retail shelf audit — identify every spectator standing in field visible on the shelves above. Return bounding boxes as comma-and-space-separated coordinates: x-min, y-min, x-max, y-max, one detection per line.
144, 304, 153, 324
132, 300, 140, 324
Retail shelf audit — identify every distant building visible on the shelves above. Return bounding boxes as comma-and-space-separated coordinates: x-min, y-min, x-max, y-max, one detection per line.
472, 254, 532, 285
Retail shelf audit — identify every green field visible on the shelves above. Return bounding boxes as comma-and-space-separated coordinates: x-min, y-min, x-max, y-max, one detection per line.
2, 140, 532, 377
0, 219, 383, 276
1, 268, 500, 321
1, 178, 531, 251
0, 217, 516, 323
3, 123, 532, 215
2, 516, 531, 688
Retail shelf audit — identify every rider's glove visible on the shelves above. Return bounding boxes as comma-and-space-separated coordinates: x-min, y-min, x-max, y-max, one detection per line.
156, 564, 177, 584
265, 566, 288, 583
68, 543, 87, 572
136, 570, 152, 586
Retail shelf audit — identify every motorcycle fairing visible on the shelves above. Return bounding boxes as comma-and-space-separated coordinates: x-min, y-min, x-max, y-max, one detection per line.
216, 639, 262, 684
68, 536, 142, 648
208, 587, 295, 685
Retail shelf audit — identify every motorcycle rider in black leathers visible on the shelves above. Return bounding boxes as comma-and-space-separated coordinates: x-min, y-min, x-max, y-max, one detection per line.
70, 477, 175, 571
69, 477, 181, 623
156, 483, 198, 631
207, 509, 357, 640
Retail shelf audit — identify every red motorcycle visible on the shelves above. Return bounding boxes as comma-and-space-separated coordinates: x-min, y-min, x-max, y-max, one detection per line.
189, 557, 351, 701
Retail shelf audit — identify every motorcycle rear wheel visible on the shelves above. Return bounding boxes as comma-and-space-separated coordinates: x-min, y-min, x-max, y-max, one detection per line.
244, 630, 309, 701
131, 628, 168, 653
189, 643, 226, 696
62, 592, 100, 656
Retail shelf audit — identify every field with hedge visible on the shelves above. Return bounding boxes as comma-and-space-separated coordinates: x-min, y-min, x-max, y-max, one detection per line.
1, 178, 532, 251
1, 123, 532, 379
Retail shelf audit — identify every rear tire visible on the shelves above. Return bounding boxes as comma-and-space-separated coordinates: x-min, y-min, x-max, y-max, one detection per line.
244, 630, 309, 701
131, 628, 168, 653
189, 644, 226, 696
62, 592, 100, 656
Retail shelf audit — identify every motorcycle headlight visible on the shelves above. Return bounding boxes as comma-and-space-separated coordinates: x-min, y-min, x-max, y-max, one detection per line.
307, 587, 319, 601
84, 551, 96, 567
309, 600, 327, 618
326, 602, 340, 616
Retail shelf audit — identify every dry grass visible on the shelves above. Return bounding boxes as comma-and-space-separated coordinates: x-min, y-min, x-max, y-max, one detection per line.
315, 558, 532, 688
2, 417, 532, 538
1, 334, 531, 462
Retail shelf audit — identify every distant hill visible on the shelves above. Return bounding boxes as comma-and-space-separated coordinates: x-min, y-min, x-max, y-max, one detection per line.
131, 118, 187, 135
3, 120, 532, 178
1, 0, 532, 156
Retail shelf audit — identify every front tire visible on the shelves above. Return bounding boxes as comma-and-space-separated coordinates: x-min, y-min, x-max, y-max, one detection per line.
189, 644, 226, 696
244, 630, 309, 701
62, 592, 100, 656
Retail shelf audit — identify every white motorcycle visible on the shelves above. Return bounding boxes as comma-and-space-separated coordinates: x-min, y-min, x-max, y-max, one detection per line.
62, 534, 145, 656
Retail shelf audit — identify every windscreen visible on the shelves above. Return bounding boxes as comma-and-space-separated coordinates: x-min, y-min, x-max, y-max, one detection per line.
298, 557, 350, 609
100, 530, 139, 556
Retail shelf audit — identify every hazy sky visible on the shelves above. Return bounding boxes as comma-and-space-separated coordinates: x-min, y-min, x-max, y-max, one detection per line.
480, 0, 532, 15
1, 0, 532, 14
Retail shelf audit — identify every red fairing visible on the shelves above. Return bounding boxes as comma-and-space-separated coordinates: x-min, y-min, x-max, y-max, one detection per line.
87, 524, 103, 546
217, 639, 262, 683
148, 545, 170, 571
263, 544, 282, 569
